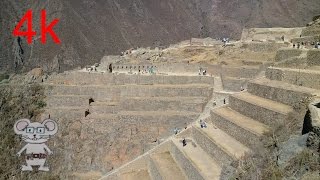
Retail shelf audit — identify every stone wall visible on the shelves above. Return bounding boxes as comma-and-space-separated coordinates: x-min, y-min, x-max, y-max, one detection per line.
156, 63, 200, 74
275, 48, 305, 62
222, 77, 247, 92
266, 67, 320, 89
111, 64, 155, 74
241, 28, 304, 42
120, 86, 213, 97
43, 71, 215, 177
190, 38, 221, 46
169, 140, 205, 180
191, 127, 233, 166
220, 66, 260, 79
307, 49, 320, 66
301, 27, 320, 36
247, 80, 316, 106
291, 36, 320, 44
242, 42, 288, 52
120, 97, 206, 113
229, 95, 288, 127
47, 72, 215, 86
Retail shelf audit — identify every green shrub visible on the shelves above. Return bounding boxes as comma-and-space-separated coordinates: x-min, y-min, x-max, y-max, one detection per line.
0, 84, 60, 179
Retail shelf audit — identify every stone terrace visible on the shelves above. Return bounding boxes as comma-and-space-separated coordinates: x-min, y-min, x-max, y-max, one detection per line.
99, 65, 320, 180
39, 22, 320, 179
97, 28, 320, 180
43, 72, 221, 176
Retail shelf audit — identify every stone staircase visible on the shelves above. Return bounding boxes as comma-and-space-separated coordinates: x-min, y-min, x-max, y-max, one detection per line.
99, 66, 320, 180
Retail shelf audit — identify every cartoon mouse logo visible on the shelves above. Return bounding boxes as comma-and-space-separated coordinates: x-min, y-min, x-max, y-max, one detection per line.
14, 118, 58, 171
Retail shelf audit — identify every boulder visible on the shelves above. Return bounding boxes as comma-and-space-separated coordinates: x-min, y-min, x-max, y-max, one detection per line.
28, 68, 44, 78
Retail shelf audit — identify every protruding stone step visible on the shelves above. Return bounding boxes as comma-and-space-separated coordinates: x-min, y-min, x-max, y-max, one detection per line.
171, 138, 221, 180
150, 152, 187, 180
192, 123, 251, 165
248, 77, 320, 106
229, 92, 293, 126
266, 67, 320, 89
210, 106, 270, 148
120, 97, 206, 113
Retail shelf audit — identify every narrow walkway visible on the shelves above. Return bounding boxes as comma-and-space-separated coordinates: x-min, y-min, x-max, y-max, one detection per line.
214, 75, 223, 92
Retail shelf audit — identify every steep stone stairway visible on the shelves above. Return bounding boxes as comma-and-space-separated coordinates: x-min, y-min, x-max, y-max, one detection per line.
99, 66, 320, 180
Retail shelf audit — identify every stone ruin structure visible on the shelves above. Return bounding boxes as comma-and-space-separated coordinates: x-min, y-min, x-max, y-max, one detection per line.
30, 17, 320, 179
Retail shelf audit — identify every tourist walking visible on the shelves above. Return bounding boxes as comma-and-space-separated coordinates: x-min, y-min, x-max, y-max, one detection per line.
182, 138, 187, 147
199, 120, 207, 128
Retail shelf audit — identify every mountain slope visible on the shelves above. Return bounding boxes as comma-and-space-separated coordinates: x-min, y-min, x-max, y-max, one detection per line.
1, 0, 320, 72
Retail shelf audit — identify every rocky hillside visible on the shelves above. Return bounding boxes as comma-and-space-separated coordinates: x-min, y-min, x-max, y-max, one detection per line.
1, 0, 320, 72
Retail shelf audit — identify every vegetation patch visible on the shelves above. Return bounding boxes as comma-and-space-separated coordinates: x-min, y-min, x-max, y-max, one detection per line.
0, 84, 60, 180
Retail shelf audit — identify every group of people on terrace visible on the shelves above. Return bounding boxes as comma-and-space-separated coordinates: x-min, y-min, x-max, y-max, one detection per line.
109, 64, 157, 75
292, 41, 320, 49
198, 68, 207, 76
